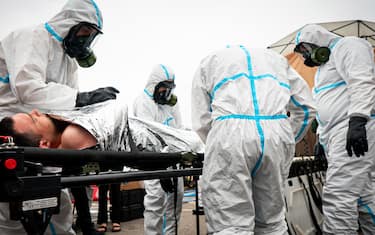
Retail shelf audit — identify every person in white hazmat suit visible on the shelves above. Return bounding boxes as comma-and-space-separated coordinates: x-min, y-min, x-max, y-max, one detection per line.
133, 64, 184, 235
0, 0, 119, 119
0, 0, 119, 235
191, 45, 316, 235
294, 24, 375, 235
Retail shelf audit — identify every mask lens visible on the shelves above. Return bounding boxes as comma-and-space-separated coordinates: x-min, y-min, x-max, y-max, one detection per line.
63, 22, 102, 65
161, 81, 176, 89
75, 24, 99, 37
295, 42, 316, 60
164, 88, 172, 100
157, 87, 172, 102
75, 25, 100, 49
153, 81, 176, 105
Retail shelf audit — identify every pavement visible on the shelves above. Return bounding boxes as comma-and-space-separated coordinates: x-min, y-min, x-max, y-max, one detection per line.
77, 190, 207, 235
97, 202, 207, 235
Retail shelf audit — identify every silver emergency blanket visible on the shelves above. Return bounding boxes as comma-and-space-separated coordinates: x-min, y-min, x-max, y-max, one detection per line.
49, 100, 204, 154
129, 116, 204, 153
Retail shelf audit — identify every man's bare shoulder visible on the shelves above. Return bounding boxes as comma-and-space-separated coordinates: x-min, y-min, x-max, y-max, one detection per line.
59, 124, 97, 150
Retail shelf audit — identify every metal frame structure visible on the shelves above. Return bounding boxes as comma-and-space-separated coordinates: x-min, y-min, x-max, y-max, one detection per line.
0, 146, 203, 235
267, 20, 375, 55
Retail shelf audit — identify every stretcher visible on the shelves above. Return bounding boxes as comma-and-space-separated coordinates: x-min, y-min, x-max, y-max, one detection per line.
0, 137, 203, 235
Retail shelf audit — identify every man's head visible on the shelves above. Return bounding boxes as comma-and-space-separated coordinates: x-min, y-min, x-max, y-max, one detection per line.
0, 110, 58, 148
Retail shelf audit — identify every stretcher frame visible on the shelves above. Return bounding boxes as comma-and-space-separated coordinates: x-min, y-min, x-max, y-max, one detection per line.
0, 146, 203, 235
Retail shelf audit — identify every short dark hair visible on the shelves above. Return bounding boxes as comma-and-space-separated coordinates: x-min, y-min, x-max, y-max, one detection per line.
0, 117, 42, 147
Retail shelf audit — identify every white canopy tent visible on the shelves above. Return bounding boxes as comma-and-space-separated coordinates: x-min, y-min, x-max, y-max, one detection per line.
268, 20, 375, 56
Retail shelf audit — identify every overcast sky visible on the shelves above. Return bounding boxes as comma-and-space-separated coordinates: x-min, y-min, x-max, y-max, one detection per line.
1, 0, 374, 126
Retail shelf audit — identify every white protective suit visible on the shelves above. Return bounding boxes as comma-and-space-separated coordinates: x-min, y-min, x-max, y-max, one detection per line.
191, 45, 316, 235
133, 64, 184, 235
0, 0, 103, 234
295, 24, 375, 234
0, 0, 103, 119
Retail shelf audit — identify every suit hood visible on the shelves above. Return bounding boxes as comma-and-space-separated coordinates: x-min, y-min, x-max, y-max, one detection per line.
144, 64, 175, 98
295, 24, 340, 47
45, 0, 103, 42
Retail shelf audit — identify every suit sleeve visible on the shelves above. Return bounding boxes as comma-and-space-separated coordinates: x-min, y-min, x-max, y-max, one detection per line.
334, 39, 375, 119
132, 94, 157, 121
4, 29, 78, 110
191, 59, 212, 143
172, 103, 183, 128
287, 66, 317, 143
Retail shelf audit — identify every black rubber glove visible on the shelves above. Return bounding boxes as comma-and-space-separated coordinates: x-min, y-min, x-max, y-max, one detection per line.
160, 178, 174, 193
346, 116, 368, 157
313, 142, 326, 161
76, 87, 119, 107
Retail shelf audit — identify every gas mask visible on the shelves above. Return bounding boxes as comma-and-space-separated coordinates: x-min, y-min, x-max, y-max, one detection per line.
153, 81, 177, 106
294, 42, 330, 67
63, 22, 102, 68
